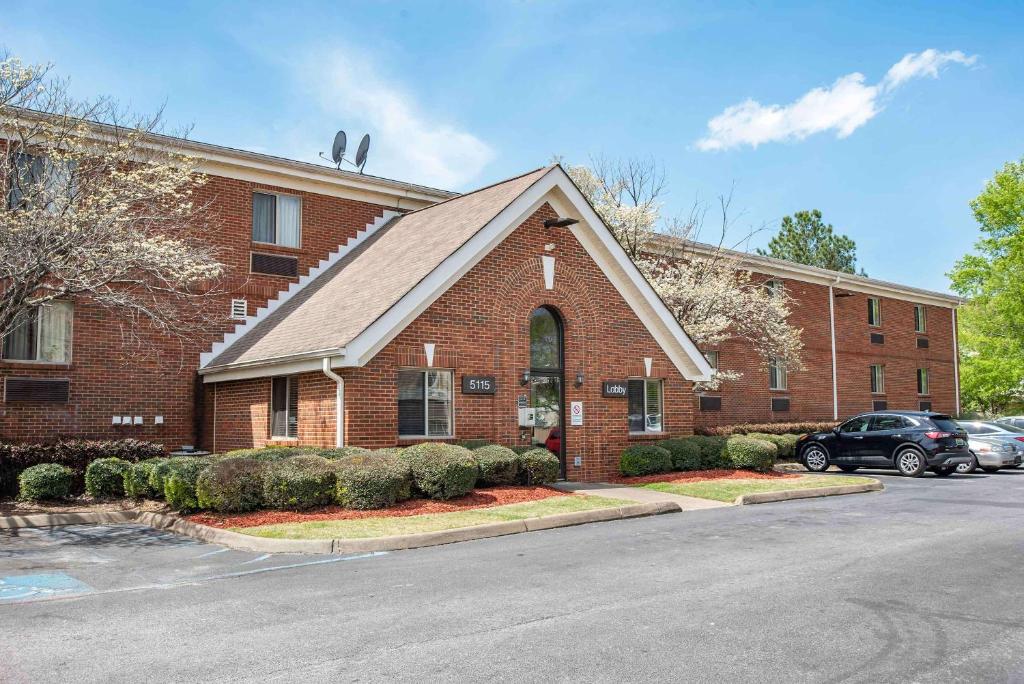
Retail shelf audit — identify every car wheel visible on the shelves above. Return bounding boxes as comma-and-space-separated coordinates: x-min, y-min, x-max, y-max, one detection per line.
895, 447, 927, 477
803, 445, 830, 472
838, 465, 860, 473
956, 454, 978, 474
933, 466, 956, 477
981, 466, 1001, 473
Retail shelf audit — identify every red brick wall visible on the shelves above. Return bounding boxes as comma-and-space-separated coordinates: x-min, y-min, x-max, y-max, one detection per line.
0, 173, 395, 447
209, 203, 696, 481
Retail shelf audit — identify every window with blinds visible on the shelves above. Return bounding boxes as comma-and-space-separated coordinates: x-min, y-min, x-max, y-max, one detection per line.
628, 378, 663, 433
1, 301, 73, 363
398, 369, 453, 437
252, 192, 301, 248
271, 376, 299, 438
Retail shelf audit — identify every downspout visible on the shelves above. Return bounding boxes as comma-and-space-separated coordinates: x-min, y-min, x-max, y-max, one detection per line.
322, 358, 345, 448
829, 277, 840, 421
952, 308, 961, 416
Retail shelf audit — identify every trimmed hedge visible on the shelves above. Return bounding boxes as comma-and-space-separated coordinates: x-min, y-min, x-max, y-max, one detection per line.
746, 433, 799, 459
474, 445, 520, 486
619, 444, 673, 476
123, 458, 165, 499
18, 463, 74, 501
724, 436, 777, 472
221, 446, 315, 461
697, 421, 835, 437
318, 446, 372, 460
455, 439, 492, 450
196, 458, 268, 513
401, 443, 478, 500
517, 449, 560, 484
262, 455, 336, 510
85, 457, 132, 498
163, 457, 214, 511
659, 438, 702, 471
334, 453, 413, 509
687, 435, 730, 469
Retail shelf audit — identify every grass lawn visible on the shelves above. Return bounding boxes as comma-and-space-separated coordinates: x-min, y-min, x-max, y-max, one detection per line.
235, 494, 635, 540
639, 475, 877, 502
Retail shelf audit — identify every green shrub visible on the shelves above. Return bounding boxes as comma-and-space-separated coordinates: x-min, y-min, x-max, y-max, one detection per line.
401, 443, 478, 500
163, 457, 214, 511
196, 458, 268, 512
659, 438, 703, 471
18, 463, 74, 501
220, 446, 315, 461
517, 448, 560, 484
724, 436, 777, 472
510, 445, 535, 455
123, 458, 165, 499
747, 433, 799, 460
697, 421, 836, 437
262, 455, 336, 510
687, 435, 729, 469
84, 457, 132, 498
318, 446, 372, 460
619, 444, 673, 476
474, 445, 520, 486
147, 458, 177, 498
455, 439, 492, 450
334, 453, 413, 509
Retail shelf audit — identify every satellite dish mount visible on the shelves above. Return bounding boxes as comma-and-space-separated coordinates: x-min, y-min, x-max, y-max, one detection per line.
319, 130, 371, 174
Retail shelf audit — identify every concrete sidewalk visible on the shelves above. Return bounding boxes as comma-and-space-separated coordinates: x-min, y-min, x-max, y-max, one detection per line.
552, 482, 730, 510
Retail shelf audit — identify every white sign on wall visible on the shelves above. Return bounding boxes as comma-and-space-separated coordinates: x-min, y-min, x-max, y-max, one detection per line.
570, 401, 583, 426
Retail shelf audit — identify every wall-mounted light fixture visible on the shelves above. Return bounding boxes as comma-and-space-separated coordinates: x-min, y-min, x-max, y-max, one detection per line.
520, 370, 530, 386
543, 217, 579, 229
575, 371, 585, 388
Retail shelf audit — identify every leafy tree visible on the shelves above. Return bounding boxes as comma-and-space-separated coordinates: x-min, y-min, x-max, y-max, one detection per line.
757, 209, 866, 275
949, 157, 1024, 415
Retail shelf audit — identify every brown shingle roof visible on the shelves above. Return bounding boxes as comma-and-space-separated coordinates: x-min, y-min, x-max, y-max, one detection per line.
206, 166, 552, 369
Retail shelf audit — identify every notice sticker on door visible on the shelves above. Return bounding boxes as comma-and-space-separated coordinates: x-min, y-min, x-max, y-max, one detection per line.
570, 401, 583, 426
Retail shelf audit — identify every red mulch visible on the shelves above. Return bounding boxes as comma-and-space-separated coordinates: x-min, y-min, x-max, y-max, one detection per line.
612, 469, 799, 485
186, 485, 569, 529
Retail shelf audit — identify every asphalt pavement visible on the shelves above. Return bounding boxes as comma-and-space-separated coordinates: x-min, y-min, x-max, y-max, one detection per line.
2, 468, 1023, 683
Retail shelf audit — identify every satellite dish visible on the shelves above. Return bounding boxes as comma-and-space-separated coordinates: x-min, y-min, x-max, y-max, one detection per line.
355, 134, 370, 172
331, 130, 347, 165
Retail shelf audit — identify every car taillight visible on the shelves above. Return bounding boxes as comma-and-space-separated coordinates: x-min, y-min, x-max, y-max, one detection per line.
925, 431, 951, 439
1015, 437, 1024, 442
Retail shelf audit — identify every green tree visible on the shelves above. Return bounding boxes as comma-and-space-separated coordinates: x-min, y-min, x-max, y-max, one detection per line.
949, 157, 1024, 415
757, 209, 866, 275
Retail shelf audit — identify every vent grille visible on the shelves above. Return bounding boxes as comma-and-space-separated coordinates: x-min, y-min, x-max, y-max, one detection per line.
251, 252, 298, 277
919, 401, 932, 411
870, 332, 885, 345
698, 395, 721, 411
230, 298, 248, 320
5, 377, 70, 403
872, 400, 888, 411
771, 397, 790, 412
916, 337, 929, 349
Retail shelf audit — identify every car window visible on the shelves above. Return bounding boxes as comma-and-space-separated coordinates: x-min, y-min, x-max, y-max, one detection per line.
1014, 419, 1024, 428
871, 415, 905, 431
839, 416, 871, 432
929, 416, 960, 432
989, 421, 1024, 433
962, 423, 996, 435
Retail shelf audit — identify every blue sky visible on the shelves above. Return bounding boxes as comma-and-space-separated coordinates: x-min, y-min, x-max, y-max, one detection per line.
4, 1, 1022, 293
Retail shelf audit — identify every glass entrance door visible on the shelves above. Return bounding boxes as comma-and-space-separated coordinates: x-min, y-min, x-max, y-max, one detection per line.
530, 374, 562, 461
529, 306, 565, 478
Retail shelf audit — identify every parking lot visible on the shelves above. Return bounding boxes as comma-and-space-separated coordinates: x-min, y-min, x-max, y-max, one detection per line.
2, 468, 1024, 682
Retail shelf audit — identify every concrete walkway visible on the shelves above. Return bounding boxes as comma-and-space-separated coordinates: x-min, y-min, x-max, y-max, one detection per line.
553, 482, 730, 510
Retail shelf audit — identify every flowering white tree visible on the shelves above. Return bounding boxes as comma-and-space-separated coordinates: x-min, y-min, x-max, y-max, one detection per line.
0, 54, 225, 354
566, 158, 804, 388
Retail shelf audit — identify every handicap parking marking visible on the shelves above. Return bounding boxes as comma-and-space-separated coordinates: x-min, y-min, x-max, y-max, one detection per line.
0, 573, 93, 603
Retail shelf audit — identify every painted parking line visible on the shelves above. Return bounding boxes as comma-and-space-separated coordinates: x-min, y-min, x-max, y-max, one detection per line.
194, 547, 230, 559
0, 573, 93, 603
239, 553, 272, 566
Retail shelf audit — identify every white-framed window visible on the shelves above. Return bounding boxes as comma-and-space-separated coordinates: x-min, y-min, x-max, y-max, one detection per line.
271, 376, 299, 439
398, 369, 453, 438
7, 152, 75, 212
230, 299, 248, 320
914, 304, 927, 334
867, 297, 882, 327
870, 364, 885, 394
917, 368, 929, 395
703, 350, 719, 370
1, 301, 73, 363
764, 279, 785, 298
628, 378, 664, 433
252, 191, 301, 248
768, 357, 787, 390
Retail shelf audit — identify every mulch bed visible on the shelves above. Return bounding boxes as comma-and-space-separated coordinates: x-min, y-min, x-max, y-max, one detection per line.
612, 469, 800, 485
187, 485, 569, 529
0, 497, 169, 515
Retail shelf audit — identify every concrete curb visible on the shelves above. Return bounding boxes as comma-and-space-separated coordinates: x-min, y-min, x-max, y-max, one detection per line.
734, 480, 884, 505
0, 501, 681, 554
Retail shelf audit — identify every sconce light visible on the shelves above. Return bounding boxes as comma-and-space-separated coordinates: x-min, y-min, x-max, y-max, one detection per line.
575, 371, 584, 388
520, 370, 530, 386
543, 217, 580, 229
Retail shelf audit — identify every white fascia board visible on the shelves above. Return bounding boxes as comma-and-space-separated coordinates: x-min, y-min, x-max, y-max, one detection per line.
201, 356, 328, 384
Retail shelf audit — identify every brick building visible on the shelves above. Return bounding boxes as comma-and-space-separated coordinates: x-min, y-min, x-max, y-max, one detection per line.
1, 129, 960, 480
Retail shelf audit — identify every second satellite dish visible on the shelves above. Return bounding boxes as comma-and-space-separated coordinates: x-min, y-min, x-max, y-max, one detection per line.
319, 129, 370, 173
355, 134, 370, 173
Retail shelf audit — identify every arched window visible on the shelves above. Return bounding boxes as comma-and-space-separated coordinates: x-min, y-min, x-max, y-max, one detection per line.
530, 306, 562, 370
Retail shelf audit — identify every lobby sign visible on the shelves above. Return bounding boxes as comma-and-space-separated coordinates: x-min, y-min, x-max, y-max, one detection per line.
602, 380, 628, 398
461, 375, 496, 394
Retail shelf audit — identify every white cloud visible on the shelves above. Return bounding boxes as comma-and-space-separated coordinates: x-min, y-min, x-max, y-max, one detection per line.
697, 49, 977, 151
299, 48, 494, 189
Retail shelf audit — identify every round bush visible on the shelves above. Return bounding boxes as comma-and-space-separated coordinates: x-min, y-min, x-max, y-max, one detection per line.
196, 458, 268, 512
163, 457, 214, 511
262, 455, 336, 510
334, 453, 412, 509
689, 435, 730, 469
123, 459, 165, 499
317, 446, 372, 460
400, 443, 478, 500
659, 438, 703, 471
18, 463, 74, 501
221, 446, 316, 461
474, 445, 520, 486
724, 436, 778, 472
619, 444, 673, 476
747, 433, 798, 460
85, 457, 132, 498
147, 458, 177, 498
517, 448, 560, 485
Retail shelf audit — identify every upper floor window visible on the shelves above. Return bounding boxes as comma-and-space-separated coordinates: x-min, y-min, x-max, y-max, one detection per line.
768, 357, 787, 390
917, 368, 929, 395
270, 376, 299, 438
1, 302, 73, 363
867, 298, 881, 327
870, 364, 885, 394
914, 304, 927, 334
252, 192, 301, 248
628, 378, 664, 433
764, 279, 785, 298
703, 350, 719, 370
398, 369, 453, 438
7, 152, 75, 212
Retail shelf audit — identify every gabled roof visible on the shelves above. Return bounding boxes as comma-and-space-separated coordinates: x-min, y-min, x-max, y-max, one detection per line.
200, 165, 714, 383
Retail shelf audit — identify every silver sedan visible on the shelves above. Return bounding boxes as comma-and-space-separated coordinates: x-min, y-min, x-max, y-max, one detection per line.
958, 420, 1024, 473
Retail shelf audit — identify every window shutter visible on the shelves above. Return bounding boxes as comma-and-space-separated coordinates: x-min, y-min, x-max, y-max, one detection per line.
627, 380, 645, 432
287, 378, 299, 438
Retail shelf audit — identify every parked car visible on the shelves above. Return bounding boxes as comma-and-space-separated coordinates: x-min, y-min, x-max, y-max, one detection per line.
995, 416, 1024, 429
797, 411, 971, 477
956, 420, 1024, 473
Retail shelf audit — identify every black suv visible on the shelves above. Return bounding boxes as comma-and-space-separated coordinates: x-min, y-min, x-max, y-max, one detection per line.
797, 411, 971, 477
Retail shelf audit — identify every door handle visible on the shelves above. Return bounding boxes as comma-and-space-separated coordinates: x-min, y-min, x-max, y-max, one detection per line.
852, 436, 864, 439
